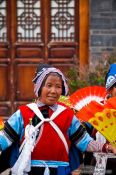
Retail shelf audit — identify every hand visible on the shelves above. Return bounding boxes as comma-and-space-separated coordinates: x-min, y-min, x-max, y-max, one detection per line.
107, 144, 116, 154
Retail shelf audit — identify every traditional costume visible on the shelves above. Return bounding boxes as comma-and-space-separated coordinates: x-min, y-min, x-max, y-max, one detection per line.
0, 64, 112, 175
104, 63, 116, 174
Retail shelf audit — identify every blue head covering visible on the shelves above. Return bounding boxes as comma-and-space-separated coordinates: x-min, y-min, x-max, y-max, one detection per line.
105, 63, 116, 90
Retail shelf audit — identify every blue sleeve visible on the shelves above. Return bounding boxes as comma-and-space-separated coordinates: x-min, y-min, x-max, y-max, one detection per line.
0, 110, 24, 151
7, 110, 24, 139
68, 116, 93, 152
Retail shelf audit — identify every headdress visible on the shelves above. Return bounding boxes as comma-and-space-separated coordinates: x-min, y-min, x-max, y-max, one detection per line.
32, 64, 68, 97
105, 63, 116, 90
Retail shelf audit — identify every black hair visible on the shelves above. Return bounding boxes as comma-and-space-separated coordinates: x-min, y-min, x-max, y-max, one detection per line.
109, 82, 116, 90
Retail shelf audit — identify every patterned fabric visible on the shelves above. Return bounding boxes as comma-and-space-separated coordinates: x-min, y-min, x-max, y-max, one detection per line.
29, 162, 71, 175
86, 140, 104, 152
105, 64, 116, 90
4, 122, 19, 142
0, 121, 19, 151
69, 125, 86, 144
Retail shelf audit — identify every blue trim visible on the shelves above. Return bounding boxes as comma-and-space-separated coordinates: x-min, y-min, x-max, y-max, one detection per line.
31, 160, 69, 167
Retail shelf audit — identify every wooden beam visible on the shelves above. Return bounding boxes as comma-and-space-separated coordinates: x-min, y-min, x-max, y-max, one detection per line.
79, 0, 89, 68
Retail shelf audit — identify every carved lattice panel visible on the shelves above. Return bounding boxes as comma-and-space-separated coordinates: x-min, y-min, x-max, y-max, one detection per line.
51, 0, 75, 41
17, 0, 41, 42
0, 0, 82, 118
0, 0, 7, 42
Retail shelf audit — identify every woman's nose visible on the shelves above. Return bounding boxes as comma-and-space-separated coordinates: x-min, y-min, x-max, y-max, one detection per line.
51, 87, 56, 93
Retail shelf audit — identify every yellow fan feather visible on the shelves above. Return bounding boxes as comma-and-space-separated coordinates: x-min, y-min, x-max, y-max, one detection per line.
89, 108, 116, 147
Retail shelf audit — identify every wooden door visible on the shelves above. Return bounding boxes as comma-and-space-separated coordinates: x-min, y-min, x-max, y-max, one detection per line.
0, 0, 89, 119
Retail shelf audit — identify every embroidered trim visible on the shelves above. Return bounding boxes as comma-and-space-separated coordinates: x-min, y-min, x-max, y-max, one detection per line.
4, 122, 19, 142
69, 125, 86, 143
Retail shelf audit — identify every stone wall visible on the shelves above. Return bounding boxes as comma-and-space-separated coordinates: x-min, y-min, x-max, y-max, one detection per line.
90, 0, 116, 63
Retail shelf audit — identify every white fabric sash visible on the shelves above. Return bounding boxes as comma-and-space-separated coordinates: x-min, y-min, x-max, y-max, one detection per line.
27, 103, 69, 153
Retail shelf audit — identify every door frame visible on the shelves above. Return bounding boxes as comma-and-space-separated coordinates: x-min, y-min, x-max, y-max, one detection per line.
79, 0, 89, 68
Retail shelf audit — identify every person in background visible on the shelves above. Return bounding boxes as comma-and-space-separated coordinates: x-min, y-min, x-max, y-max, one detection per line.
83, 63, 116, 175
94, 63, 116, 151
0, 63, 116, 175
105, 63, 116, 98
103, 63, 116, 174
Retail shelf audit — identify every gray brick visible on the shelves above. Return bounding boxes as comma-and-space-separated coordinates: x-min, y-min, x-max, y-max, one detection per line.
91, 35, 112, 46
90, 0, 112, 13
90, 18, 111, 29
90, 0, 116, 61
112, 0, 116, 11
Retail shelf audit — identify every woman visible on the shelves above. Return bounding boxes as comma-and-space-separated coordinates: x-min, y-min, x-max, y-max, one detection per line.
0, 64, 115, 175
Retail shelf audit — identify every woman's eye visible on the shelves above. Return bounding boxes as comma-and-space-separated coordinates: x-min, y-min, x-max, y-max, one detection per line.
47, 84, 51, 87
56, 86, 62, 89
45, 83, 62, 89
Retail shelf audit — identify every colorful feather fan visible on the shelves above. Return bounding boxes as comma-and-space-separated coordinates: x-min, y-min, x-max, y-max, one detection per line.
77, 97, 116, 147
77, 101, 105, 121
69, 86, 107, 111
104, 96, 116, 109
89, 108, 116, 147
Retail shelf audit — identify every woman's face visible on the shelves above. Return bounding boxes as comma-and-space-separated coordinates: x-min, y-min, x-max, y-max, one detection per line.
39, 74, 63, 106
